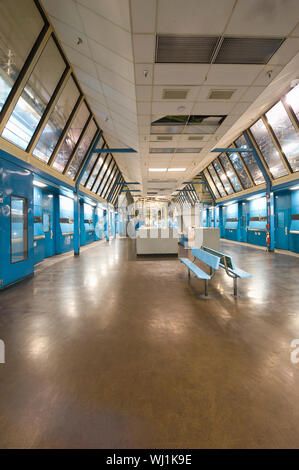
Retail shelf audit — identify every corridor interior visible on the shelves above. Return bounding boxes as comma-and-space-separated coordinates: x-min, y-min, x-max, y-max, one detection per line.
0, 238, 299, 448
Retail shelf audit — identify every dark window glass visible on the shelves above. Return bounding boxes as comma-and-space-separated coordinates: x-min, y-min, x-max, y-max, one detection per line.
2, 37, 66, 149
53, 100, 90, 173
266, 101, 299, 173
234, 135, 265, 185
0, 0, 44, 113
227, 151, 252, 189
213, 160, 233, 194
11, 195, 28, 263
67, 119, 98, 179
33, 76, 80, 163
218, 153, 242, 191
80, 153, 98, 186
250, 118, 288, 178
203, 169, 219, 198
208, 164, 226, 197
97, 160, 114, 195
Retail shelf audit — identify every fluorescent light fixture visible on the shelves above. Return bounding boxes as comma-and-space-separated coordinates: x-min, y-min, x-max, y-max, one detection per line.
247, 194, 263, 200
223, 200, 236, 206
290, 185, 299, 190
33, 180, 47, 188
149, 168, 167, 172
168, 168, 186, 172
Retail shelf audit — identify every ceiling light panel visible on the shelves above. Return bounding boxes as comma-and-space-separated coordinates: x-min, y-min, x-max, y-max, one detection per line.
156, 35, 219, 63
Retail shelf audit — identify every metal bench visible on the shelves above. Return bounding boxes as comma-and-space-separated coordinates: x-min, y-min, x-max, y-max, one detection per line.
179, 248, 220, 296
202, 246, 251, 295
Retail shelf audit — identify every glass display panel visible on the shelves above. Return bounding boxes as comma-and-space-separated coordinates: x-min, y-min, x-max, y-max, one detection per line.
286, 85, 299, 122
52, 100, 90, 173
33, 76, 80, 163
213, 160, 233, 195
250, 118, 288, 178
227, 151, 252, 189
266, 101, 299, 173
67, 119, 98, 179
234, 135, 265, 185
208, 164, 226, 197
86, 155, 108, 191
11, 195, 28, 263
91, 155, 112, 192
203, 170, 219, 198
0, 0, 44, 113
218, 153, 242, 192
2, 37, 66, 149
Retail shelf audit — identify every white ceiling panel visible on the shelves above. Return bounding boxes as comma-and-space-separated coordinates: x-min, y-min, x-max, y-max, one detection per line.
192, 101, 235, 114
63, 45, 98, 79
50, 18, 90, 56
96, 64, 135, 99
78, 4, 133, 61
154, 64, 210, 85
73, 67, 103, 93
252, 66, 283, 86
240, 86, 265, 101
135, 64, 154, 84
226, 0, 299, 36
88, 38, 134, 82
206, 64, 263, 86
137, 102, 152, 114
133, 35, 156, 63
78, 0, 131, 31
102, 83, 137, 112
157, 0, 235, 34
269, 38, 299, 65
136, 86, 152, 101
43, 0, 82, 30
230, 102, 252, 115
152, 101, 193, 114
130, 0, 156, 33
108, 99, 138, 123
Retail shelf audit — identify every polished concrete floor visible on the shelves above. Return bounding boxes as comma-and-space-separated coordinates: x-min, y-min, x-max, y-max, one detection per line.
0, 238, 299, 449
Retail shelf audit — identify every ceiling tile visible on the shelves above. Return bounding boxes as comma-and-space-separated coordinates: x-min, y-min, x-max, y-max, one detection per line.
206, 64, 263, 86
154, 64, 209, 85
230, 102, 252, 115
252, 65, 283, 86
291, 23, 299, 37
107, 99, 137, 123
73, 67, 103, 93
133, 35, 156, 63
88, 38, 134, 82
78, 4, 133, 61
226, 0, 299, 36
63, 45, 98, 78
137, 102, 152, 114
239, 86, 265, 101
102, 83, 137, 112
268, 38, 299, 65
153, 85, 199, 101
157, 0, 235, 34
192, 101, 234, 114
96, 64, 136, 99
151, 101, 193, 114
50, 18, 90, 56
131, 0, 156, 33
135, 64, 154, 84
43, 0, 82, 30
136, 86, 152, 101
78, 0, 131, 31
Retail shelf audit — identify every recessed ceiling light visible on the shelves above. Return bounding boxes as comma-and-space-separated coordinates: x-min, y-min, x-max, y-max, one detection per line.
247, 194, 264, 200
33, 180, 47, 188
149, 168, 167, 172
290, 185, 299, 190
168, 168, 186, 172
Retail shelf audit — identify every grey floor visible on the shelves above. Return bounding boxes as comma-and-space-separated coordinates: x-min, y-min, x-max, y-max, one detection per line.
0, 238, 299, 448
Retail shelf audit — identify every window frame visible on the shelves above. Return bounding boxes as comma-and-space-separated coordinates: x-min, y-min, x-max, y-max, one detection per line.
10, 194, 28, 264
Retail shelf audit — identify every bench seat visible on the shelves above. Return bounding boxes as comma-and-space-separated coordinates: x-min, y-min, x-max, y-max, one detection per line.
179, 257, 211, 280
224, 265, 252, 279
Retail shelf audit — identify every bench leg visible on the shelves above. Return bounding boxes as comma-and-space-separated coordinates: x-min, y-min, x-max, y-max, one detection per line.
233, 277, 237, 296
204, 280, 208, 297
188, 269, 190, 280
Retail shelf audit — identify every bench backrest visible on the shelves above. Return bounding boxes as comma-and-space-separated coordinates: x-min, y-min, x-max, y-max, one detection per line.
191, 248, 220, 270
201, 246, 235, 270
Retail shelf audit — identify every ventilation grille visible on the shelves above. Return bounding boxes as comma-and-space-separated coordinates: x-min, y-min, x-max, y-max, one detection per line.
208, 89, 236, 100
188, 136, 204, 141
149, 147, 202, 153
156, 35, 219, 63
156, 35, 284, 64
162, 89, 189, 99
215, 37, 285, 64
156, 135, 173, 141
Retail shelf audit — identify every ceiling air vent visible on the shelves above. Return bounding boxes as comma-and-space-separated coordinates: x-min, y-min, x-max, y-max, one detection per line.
156, 136, 173, 141
188, 136, 204, 141
162, 89, 189, 100
156, 35, 219, 63
208, 89, 236, 100
215, 37, 285, 65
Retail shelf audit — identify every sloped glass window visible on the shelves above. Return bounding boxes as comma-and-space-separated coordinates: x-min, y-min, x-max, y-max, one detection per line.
2, 37, 66, 149
0, 0, 44, 113
101, 166, 117, 199
204, 170, 219, 198
52, 101, 90, 173
227, 151, 252, 189
67, 119, 98, 179
234, 135, 265, 185
86, 155, 108, 191
286, 84, 299, 121
250, 118, 288, 178
208, 164, 226, 197
80, 153, 99, 186
213, 160, 233, 194
33, 76, 80, 163
266, 101, 299, 173
218, 153, 242, 192
92, 155, 113, 193
98, 160, 115, 196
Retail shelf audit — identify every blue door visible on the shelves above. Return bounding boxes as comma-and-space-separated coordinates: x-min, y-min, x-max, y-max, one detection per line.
43, 194, 55, 258
276, 209, 290, 250
0, 156, 34, 288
